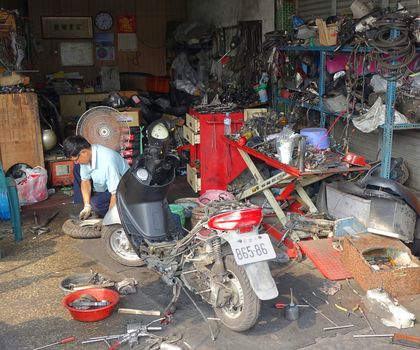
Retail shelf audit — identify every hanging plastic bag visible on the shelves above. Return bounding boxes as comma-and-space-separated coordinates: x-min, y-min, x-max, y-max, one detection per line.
16, 166, 48, 206
352, 97, 409, 133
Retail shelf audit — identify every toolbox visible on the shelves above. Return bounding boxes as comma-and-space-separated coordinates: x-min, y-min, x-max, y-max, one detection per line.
46, 159, 74, 187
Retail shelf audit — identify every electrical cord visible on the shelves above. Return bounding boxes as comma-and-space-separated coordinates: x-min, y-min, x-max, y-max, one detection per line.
368, 12, 417, 81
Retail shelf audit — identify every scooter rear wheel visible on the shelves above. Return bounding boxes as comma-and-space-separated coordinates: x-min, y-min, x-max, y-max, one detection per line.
213, 255, 260, 332
101, 224, 144, 267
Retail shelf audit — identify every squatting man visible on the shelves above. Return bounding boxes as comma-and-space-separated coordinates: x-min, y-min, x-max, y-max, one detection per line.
64, 136, 129, 219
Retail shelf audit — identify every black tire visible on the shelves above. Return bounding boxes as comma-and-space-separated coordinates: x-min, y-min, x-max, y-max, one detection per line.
62, 219, 101, 239
101, 224, 144, 267
408, 238, 420, 257
213, 255, 260, 332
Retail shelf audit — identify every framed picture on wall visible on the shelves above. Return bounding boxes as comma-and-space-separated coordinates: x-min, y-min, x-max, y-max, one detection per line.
60, 42, 94, 66
42, 17, 93, 39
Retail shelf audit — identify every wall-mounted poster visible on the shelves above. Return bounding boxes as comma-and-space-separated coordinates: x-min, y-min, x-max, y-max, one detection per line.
118, 33, 138, 52
60, 42, 94, 66
117, 16, 136, 33
42, 17, 93, 39
95, 33, 115, 61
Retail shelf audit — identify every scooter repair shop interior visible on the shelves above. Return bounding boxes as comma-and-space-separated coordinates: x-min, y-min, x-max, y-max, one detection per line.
0, 0, 420, 349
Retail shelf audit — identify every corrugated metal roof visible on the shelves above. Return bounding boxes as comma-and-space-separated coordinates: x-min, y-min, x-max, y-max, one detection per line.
297, 0, 333, 20
399, 0, 419, 13
298, 0, 418, 19
336, 0, 353, 15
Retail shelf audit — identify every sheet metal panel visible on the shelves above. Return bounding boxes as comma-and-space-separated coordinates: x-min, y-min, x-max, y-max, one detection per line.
297, 0, 333, 20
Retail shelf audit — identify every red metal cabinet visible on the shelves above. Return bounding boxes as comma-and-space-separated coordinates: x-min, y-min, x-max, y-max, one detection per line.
184, 109, 247, 194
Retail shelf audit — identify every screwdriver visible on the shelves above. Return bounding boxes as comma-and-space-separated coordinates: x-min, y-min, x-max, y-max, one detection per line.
32, 336, 76, 350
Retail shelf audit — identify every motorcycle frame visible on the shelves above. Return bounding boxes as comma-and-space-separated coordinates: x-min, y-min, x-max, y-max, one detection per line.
103, 207, 278, 301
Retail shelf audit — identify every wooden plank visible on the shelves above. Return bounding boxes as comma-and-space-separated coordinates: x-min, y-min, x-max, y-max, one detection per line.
0, 93, 44, 171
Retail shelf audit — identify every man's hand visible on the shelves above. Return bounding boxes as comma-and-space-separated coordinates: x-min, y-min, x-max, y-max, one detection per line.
79, 204, 92, 220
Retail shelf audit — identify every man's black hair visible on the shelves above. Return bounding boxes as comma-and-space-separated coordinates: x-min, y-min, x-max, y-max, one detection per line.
63, 136, 91, 158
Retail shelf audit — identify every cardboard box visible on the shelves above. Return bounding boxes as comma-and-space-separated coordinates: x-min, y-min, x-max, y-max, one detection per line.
316, 19, 337, 46
342, 234, 420, 296
118, 108, 141, 127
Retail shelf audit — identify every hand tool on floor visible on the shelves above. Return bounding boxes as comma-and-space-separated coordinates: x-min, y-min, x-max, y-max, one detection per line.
275, 303, 309, 309
284, 288, 300, 321
301, 297, 354, 331
118, 307, 161, 316
311, 291, 329, 304
353, 304, 375, 334
354, 333, 420, 347
32, 336, 76, 350
31, 211, 59, 236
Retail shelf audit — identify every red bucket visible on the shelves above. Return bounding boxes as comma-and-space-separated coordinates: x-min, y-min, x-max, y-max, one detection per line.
62, 288, 120, 322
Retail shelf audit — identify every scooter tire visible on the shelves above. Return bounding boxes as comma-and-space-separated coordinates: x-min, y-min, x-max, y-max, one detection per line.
62, 219, 101, 239
101, 224, 145, 267
213, 255, 260, 332
408, 238, 420, 257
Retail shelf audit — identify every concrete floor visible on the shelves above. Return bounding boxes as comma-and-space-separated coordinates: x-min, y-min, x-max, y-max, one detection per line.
1, 176, 419, 350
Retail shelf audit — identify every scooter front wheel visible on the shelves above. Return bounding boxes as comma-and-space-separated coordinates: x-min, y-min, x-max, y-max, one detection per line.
101, 224, 144, 267
212, 255, 260, 332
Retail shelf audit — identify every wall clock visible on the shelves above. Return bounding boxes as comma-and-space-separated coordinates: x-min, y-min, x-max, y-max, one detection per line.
94, 12, 113, 31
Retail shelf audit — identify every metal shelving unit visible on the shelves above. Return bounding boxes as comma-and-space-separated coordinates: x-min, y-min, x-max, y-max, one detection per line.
275, 45, 420, 179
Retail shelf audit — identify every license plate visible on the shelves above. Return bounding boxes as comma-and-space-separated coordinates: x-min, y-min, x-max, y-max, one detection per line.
230, 234, 276, 265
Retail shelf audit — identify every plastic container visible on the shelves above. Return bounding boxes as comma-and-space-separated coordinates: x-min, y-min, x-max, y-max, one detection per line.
174, 197, 200, 219
62, 288, 120, 322
0, 191, 10, 220
224, 113, 231, 136
169, 204, 186, 227
300, 128, 330, 150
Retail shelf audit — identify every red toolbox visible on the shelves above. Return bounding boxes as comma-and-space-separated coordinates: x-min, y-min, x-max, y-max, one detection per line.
183, 108, 247, 194
46, 159, 74, 187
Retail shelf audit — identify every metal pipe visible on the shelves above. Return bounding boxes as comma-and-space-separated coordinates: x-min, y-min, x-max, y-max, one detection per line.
301, 297, 338, 327
298, 136, 306, 172
353, 334, 393, 338
323, 325, 354, 331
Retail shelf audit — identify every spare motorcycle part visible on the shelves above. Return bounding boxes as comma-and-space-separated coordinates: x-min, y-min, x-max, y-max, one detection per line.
114, 278, 138, 295
358, 157, 409, 185
101, 224, 145, 267
62, 219, 102, 239
70, 300, 110, 309
32, 337, 76, 350
76, 106, 129, 151
103, 92, 125, 109
350, 0, 376, 19
364, 177, 420, 216
343, 152, 368, 167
